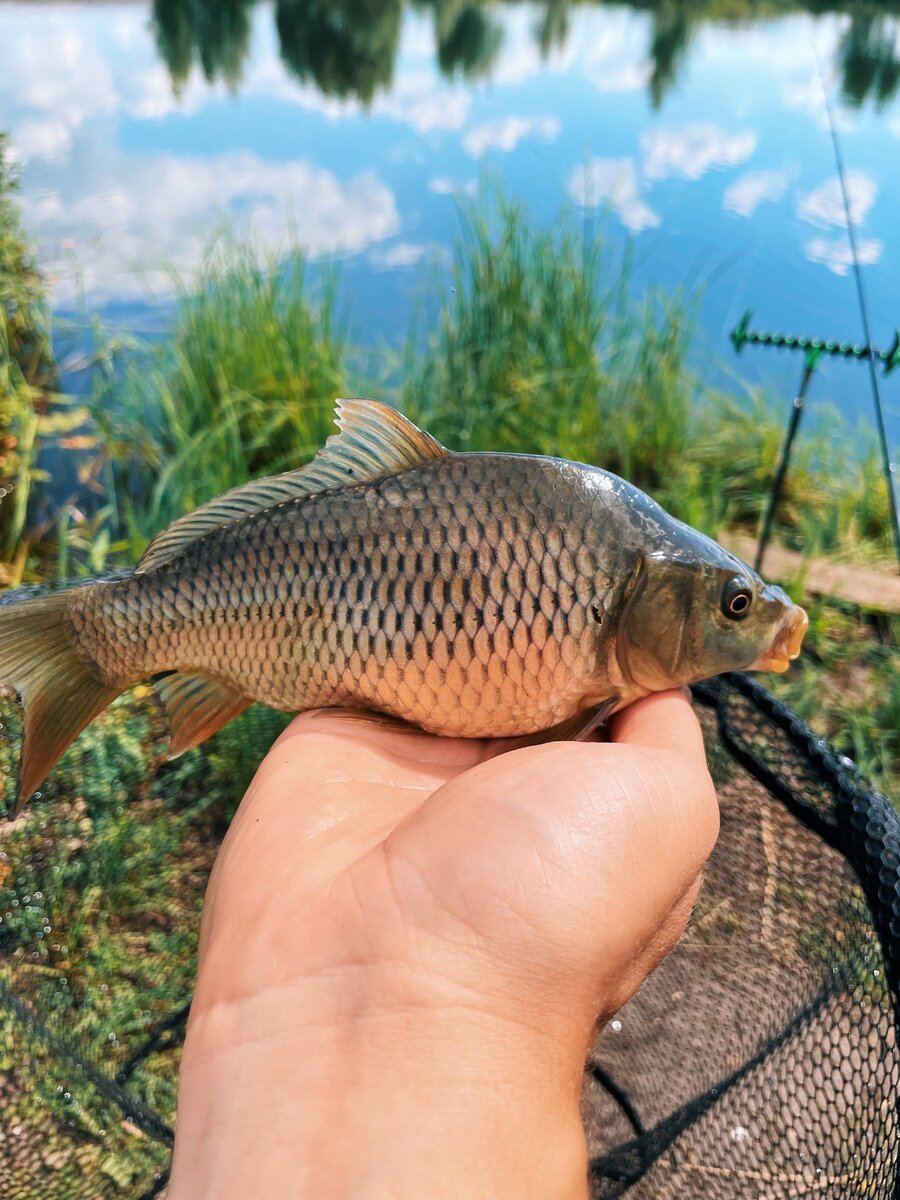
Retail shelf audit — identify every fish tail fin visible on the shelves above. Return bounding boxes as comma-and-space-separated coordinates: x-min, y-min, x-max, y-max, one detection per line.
0, 591, 119, 816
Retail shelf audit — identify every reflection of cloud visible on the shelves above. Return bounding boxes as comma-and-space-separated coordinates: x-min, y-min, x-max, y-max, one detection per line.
369, 241, 437, 268
4, 17, 214, 162
567, 158, 660, 232
697, 17, 846, 71
245, 62, 472, 133
797, 171, 876, 229
642, 124, 757, 181
783, 77, 853, 132
3, 21, 118, 162
723, 169, 788, 218
590, 60, 652, 93
375, 73, 471, 132
805, 235, 882, 276
580, 10, 652, 92
429, 176, 477, 196
30, 154, 399, 305
462, 116, 560, 157
112, 12, 144, 49
13, 118, 73, 162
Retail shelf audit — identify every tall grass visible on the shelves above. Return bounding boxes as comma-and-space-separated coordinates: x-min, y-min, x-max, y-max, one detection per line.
92, 236, 347, 556
404, 193, 895, 557
0, 134, 59, 580
0, 177, 895, 788
403, 197, 703, 496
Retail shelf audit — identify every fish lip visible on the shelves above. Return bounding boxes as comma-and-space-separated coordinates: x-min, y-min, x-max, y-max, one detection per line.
749, 605, 809, 673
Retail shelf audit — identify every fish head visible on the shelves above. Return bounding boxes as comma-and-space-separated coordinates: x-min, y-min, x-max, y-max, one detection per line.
616, 532, 808, 691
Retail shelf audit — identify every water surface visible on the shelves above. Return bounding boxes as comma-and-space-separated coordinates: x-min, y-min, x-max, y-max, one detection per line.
1, 0, 899, 452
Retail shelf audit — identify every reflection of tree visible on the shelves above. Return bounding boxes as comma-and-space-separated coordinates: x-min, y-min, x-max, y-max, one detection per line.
151, 0, 900, 113
436, 3, 503, 80
838, 15, 900, 107
647, 2, 693, 109
153, 0, 195, 94
275, 0, 402, 104
536, 0, 571, 57
409, 0, 503, 80
152, 0, 254, 93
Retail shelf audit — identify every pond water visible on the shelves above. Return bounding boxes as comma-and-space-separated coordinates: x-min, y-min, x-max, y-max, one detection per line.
1, 0, 899, 454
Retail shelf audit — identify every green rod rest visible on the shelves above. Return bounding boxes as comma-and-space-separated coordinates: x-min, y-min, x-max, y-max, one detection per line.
731, 310, 900, 375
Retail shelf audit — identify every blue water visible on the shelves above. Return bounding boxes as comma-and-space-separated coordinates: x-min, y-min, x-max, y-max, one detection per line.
1, 0, 899, 461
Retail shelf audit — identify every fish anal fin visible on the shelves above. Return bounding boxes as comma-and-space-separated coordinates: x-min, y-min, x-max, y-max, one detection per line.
154, 672, 250, 758
135, 400, 450, 574
508, 697, 619, 750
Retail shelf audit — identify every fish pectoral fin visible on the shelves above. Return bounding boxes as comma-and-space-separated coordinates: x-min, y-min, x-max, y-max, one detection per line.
508, 697, 620, 749
308, 707, 427, 735
153, 671, 250, 758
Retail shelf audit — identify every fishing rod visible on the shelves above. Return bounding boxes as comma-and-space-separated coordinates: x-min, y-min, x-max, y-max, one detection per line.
819, 60, 900, 573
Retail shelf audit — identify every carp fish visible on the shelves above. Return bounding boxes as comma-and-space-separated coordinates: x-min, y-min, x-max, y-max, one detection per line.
0, 398, 807, 814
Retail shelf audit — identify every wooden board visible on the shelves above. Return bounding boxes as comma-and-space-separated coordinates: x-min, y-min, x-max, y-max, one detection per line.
722, 534, 900, 615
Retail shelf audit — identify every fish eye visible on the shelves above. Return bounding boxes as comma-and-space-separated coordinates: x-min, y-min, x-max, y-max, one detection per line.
721, 577, 753, 620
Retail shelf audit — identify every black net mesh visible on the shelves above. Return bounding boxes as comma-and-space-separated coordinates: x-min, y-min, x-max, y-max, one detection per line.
1, 673, 898, 1199
587, 674, 900, 1198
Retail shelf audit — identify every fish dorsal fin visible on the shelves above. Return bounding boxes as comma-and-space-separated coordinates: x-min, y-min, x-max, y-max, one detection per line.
135, 399, 449, 574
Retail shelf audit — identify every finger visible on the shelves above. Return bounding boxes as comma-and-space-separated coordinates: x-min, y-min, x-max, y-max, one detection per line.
609, 688, 705, 758
385, 733, 718, 976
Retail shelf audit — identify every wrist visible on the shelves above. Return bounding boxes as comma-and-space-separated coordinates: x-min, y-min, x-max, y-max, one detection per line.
169, 968, 589, 1200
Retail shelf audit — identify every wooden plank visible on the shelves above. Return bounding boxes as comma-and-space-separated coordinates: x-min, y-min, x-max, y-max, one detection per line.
721, 534, 900, 615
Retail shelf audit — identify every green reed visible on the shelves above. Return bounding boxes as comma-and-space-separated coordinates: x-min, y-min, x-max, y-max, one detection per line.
404, 192, 895, 560
0, 134, 59, 580
0, 171, 895, 793
91, 234, 348, 557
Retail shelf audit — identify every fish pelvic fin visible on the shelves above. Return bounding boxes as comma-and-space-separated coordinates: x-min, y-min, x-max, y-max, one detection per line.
0, 592, 119, 816
506, 697, 620, 750
153, 671, 250, 759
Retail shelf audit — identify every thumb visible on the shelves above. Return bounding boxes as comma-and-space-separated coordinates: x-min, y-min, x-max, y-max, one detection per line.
382, 692, 718, 1007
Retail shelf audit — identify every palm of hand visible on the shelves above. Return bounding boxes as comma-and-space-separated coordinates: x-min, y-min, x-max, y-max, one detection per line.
192, 692, 717, 1047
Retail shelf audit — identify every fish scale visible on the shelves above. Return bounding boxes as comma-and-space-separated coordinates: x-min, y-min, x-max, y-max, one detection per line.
66, 454, 613, 738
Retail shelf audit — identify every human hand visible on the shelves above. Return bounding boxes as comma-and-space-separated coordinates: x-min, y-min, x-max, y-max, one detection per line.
168, 690, 718, 1200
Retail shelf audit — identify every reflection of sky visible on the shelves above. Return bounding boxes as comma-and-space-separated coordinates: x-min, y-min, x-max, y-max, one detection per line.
1, 1, 899, 451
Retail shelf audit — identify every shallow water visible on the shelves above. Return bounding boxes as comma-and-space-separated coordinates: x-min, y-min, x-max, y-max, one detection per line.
1, 0, 899, 453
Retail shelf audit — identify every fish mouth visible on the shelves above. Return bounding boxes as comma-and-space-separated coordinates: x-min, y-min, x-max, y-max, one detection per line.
749, 605, 809, 673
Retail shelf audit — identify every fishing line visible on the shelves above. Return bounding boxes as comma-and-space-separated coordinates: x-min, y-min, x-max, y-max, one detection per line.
816, 51, 900, 572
